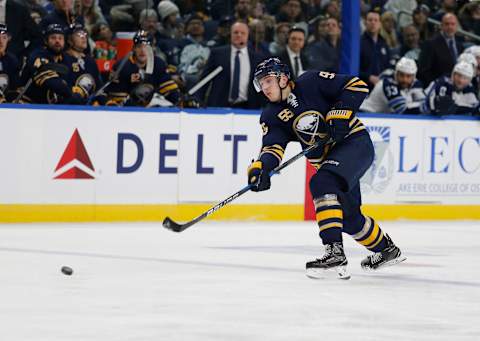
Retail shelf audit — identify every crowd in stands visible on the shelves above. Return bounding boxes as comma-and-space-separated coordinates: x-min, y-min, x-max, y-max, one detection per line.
0, 0, 480, 115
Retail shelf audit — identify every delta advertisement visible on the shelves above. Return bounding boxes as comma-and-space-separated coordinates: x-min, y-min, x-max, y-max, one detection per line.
0, 107, 478, 208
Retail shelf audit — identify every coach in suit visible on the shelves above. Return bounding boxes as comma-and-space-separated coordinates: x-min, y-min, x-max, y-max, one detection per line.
199, 21, 264, 109
279, 26, 309, 80
418, 13, 464, 86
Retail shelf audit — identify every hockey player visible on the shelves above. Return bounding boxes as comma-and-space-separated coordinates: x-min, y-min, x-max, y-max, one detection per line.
19, 23, 86, 104
104, 30, 180, 106
360, 57, 425, 114
247, 58, 406, 279
66, 23, 102, 99
0, 24, 20, 103
422, 61, 479, 115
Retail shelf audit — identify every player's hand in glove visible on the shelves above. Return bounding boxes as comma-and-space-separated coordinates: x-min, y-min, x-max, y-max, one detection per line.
325, 105, 353, 142
247, 160, 271, 192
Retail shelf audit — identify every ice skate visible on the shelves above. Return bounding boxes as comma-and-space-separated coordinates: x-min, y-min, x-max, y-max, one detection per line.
306, 242, 351, 280
361, 234, 406, 271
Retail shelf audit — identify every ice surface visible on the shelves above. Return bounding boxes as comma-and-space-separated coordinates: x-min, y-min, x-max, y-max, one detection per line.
1, 220, 479, 341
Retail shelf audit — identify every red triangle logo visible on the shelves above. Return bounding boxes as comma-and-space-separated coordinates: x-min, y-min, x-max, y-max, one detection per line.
54, 129, 95, 179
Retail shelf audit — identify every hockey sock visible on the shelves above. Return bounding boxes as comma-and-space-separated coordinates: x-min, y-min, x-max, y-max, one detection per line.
314, 194, 343, 244
351, 216, 387, 252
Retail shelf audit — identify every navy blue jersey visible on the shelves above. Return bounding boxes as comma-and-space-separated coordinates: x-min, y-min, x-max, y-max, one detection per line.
20, 48, 77, 104
258, 70, 369, 172
422, 76, 479, 115
0, 52, 20, 101
106, 55, 180, 105
67, 52, 103, 96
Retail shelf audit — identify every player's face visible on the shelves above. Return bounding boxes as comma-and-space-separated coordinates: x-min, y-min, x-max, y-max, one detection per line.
395, 71, 415, 89
134, 44, 149, 64
47, 34, 65, 53
259, 75, 280, 101
71, 30, 87, 51
0, 33, 9, 54
452, 73, 471, 90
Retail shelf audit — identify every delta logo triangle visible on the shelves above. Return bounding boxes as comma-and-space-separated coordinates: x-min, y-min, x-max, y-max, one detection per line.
53, 129, 96, 179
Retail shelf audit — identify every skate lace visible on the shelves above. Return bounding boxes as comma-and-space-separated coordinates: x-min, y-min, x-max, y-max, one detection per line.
317, 245, 333, 261
370, 252, 383, 264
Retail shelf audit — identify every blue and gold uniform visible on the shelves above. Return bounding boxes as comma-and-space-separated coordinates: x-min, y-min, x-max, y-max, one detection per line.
249, 60, 405, 273
0, 52, 20, 102
105, 55, 180, 106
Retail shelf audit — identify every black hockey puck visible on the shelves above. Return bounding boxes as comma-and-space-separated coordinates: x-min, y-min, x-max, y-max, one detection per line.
61, 266, 73, 276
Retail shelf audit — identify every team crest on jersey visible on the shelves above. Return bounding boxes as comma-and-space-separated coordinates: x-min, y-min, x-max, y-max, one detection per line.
293, 111, 328, 145
76, 74, 96, 95
287, 92, 299, 108
360, 126, 394, 194
0, 74, 9, 93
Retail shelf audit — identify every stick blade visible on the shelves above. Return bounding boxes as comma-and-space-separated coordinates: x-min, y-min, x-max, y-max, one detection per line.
162, 216, 185, 232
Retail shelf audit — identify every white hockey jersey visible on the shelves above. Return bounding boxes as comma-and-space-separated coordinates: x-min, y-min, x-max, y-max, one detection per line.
360, 76, 426, 114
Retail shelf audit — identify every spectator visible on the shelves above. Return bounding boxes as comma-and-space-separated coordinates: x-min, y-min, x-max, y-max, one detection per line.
423, 61, 478, 115
249, 18, 269, 59
251, 0, 276, 42
268, 22, 290, 56
139, 9, 165, 59
41, 0, 85, 31
383, 0, 417, 29
199, 21, 264, 109
109, 0, 153, 32
157, 0, 182, 40
307, 16, 328, 45
360, 10, 391, 88
91, 22, 117, 80
400, 25, 421, 62
323, 0, 340, 20
412, 5, 435, 42
360, 57, 425, 114
279, 26, 309, 80
418, 13, 464, 86
0, 24, 20, 103
276, 0, 307, 26
207, 15, 233, 48
380, 11, 400, 51
178, 14, 211, 90
234, 0, 252, 23
305, 17, 341, 72
4, 0, 42, 58
432, 0, 457, 21
75, 0, 106, 35
458, 2, 480, 37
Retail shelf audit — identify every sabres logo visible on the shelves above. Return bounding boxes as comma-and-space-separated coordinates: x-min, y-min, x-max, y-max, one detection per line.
293, 111, 328, 145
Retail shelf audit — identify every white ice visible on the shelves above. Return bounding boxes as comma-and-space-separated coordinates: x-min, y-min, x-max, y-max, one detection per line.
1, 220, 479, 341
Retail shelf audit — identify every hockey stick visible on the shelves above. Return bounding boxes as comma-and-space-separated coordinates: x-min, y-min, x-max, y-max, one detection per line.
187, 66, 223, 96
86, 51, 133, 104
163, 139, 326, 233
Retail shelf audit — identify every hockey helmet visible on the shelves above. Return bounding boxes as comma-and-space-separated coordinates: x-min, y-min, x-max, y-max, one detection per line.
67, 22, 87, 37
458, 52, 478, 70
464, 45, 480, 58
44, 24, 65, 39
133, 30, 154, 46
253, 57, 291, 92
395, 57, 417, 75
453, 61, 474, 79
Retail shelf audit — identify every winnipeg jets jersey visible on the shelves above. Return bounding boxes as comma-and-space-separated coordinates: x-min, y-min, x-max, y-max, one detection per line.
360, 76, 426, 114
258, 70, 369, 172
422, 76, 479, 115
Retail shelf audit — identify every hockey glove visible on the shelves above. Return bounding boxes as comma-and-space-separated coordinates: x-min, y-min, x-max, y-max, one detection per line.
325, 106, 353, 142
434, 96, 456, 114
247, 160, 271, 192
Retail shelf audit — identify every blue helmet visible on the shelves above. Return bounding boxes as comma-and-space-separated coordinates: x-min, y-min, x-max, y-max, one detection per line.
133, 30, 154, 46
44, 24, 65, 39
253, 57, 290, 92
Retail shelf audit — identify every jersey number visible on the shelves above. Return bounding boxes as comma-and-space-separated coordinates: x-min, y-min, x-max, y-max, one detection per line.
385, 85, 399, 98
319, 71, 335, 79
277, 109, 294, 122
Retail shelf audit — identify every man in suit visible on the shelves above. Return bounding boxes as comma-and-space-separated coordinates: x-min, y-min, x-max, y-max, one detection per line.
418, 13, 464, 86
4, 0, 42, 58
279, 26, 309, 80
199, 21, 264, 109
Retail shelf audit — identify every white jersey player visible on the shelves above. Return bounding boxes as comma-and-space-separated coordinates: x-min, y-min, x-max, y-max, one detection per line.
360, 57, 425, 114
422, 61, 479, 115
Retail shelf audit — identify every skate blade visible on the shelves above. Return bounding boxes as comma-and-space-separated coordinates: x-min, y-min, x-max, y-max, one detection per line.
362, 256, 407, 272
306, 265, 351, 280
